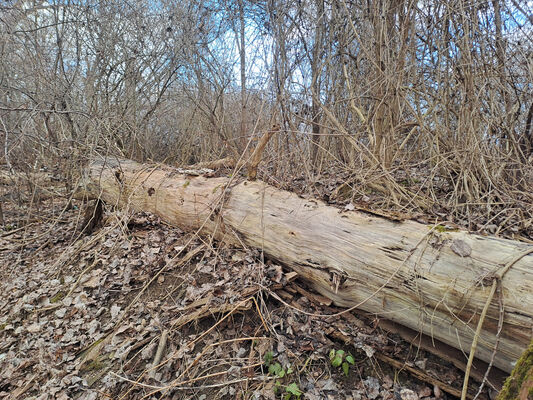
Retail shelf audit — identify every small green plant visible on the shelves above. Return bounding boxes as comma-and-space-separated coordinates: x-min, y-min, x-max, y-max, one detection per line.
285, 382, 302, 399
50, 291, 65, 303
329, 349, 355, 376
268, 360, 286, 378
264, 351, 301, 399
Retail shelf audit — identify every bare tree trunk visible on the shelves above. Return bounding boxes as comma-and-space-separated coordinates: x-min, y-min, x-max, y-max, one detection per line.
310, 0, 325, 169
238, 0, 247, 153
370, 0, 411, 168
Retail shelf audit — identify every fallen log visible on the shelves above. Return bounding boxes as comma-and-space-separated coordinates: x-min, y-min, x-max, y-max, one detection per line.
79, 157, 533, 374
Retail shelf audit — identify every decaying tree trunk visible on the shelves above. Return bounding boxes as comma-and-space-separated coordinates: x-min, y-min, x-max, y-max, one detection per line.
79, 157, 533, 374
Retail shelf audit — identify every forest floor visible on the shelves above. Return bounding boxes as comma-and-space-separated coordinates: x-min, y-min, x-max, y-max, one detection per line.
0, 167, 526, 400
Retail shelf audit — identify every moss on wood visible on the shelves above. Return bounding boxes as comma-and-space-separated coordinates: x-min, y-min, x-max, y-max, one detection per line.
498, 339, 533, 400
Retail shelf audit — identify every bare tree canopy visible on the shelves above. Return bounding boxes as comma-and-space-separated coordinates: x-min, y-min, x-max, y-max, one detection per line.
1, 0, 531, 232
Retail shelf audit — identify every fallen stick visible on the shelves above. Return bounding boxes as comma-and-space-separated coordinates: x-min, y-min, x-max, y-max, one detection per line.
149, 329, 168, 379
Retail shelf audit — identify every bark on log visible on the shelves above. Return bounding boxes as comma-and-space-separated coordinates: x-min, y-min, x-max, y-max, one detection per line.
80, 157, 533, 373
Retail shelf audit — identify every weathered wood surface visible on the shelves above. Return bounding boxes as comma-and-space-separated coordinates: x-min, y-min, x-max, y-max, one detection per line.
81, 157, 533, 373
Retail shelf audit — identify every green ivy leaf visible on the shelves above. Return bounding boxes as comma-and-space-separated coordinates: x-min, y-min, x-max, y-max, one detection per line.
342, 361, 349, 376
331, 355, 343, 368
336, 349, 345, 357
269, 362, 283, 376
286, 382, 302, 396
264, 351, 273, 365
329, 349, 336, 360
346, 354, 355, 365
